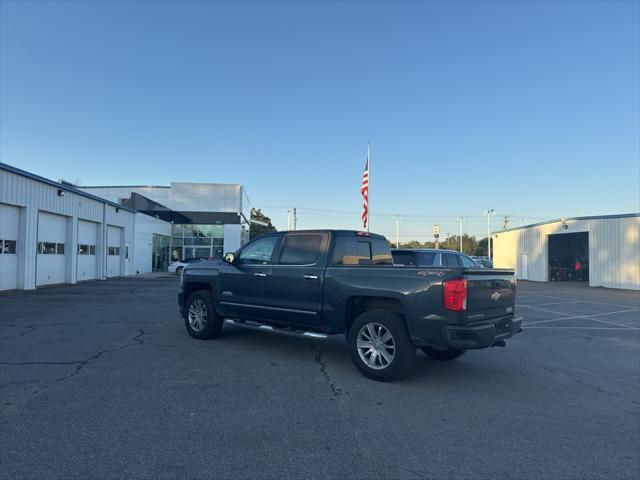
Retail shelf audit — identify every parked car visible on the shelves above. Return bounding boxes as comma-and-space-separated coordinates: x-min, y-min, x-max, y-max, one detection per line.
178, 230, 520, 381
168, 257, 208, 275
479, 256, 494, 268
392, 248, 484, 269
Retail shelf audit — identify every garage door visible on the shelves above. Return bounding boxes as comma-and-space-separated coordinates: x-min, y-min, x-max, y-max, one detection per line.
37, 212, 67, 286
77, 220, 98, 281
107, 226, 122, 277
0, 204, 19, 291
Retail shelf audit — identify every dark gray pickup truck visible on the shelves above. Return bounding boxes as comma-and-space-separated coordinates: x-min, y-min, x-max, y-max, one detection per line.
178, 230, 521, 381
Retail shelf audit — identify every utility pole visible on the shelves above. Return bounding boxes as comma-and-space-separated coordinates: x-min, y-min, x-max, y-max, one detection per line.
286, 210, 291, 230
293, 208, 298, 231
393, 214, 403, 248
445, 232, 450, 250
484, 209, 496, 258
503, 215, 510, 230
433, 225, 440, 249
457, 217, 467, 253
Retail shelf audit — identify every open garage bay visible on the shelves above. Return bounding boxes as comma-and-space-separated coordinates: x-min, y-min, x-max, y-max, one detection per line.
1, 277, 639, 479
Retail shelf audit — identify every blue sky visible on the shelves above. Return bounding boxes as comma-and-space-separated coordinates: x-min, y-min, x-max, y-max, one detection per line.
1, 0, 638, 240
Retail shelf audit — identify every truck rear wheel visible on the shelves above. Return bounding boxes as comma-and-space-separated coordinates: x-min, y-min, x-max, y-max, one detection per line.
421, 346, 466, 361
348, 310, 415, 381
184, 290, 223, 339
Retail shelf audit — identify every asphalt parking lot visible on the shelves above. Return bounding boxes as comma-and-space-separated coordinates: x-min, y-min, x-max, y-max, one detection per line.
1, 276, 639, 480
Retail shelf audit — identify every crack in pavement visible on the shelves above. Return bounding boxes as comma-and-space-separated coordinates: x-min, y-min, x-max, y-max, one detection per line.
308, 340, 344, 397
0, 325, 38, 339
128, 287, 173, 311
0, 328, 148, 412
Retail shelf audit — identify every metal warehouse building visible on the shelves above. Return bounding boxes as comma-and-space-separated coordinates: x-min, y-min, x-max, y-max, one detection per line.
493, 214, 640, 290
0, 162, 252, 291
0, 163, 139, 290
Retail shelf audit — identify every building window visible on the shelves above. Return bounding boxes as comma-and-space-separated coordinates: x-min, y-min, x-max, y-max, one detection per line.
108, 247, 121, 256
0, 240, 17, 254
37, 242, 65, 254
170, 224, 225, 261
78, 244, 95, 255
171, 224, 184, 237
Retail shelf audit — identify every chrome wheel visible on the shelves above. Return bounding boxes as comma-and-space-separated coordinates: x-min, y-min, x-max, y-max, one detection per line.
188, 299, 208, 332
356, 322, 395, 370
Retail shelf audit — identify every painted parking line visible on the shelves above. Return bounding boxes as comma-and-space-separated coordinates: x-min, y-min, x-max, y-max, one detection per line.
522, 308, 640, 330
519, 304, 574, 316
525, 326, 637, 331
518, 294, 640, 309
517, 301, 579, 307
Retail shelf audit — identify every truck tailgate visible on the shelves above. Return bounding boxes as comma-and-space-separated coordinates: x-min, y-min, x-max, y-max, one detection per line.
465, 269, 516, 317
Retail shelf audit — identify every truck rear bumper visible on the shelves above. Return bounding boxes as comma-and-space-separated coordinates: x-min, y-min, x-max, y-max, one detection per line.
444, 315, 522, 349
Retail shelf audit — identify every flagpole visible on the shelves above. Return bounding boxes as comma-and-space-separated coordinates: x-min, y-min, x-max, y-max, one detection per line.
367, 141, 370, 232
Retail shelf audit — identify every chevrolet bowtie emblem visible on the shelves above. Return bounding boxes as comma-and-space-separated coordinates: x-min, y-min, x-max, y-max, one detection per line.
491, 292, 501, 301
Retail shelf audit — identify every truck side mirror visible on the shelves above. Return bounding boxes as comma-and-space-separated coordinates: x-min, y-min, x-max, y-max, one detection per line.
224, 252, 236, 264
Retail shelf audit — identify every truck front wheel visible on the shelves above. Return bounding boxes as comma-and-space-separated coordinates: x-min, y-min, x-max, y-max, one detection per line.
184, 290, 223, 339
421, 346, 466, 361
348, 310, 415, 381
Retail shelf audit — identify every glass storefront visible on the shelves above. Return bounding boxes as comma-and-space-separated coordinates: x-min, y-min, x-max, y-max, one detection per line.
169, 224, 224, 261
152, 234, 172, 272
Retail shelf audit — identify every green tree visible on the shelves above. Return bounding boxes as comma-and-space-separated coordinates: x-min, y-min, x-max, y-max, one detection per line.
475, 237, 492, 257
249, 208, 277, 239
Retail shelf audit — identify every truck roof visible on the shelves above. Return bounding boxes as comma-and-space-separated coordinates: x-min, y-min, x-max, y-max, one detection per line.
270, 230, 387, 239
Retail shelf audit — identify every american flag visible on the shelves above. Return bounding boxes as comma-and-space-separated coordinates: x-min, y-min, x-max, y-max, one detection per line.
361, 156, 369, 229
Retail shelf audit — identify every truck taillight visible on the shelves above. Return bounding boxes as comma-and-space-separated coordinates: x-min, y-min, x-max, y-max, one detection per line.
443, 278, 467, 311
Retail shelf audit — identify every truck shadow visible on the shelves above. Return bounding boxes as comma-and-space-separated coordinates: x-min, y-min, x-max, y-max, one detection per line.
217, 325, 520, 388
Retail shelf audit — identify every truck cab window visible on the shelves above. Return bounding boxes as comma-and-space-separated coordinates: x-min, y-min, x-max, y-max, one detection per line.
332, 236, 392, 266
332, 237, 370, 265
417, 252, 437, 266
279, 235, 322, 265
239, 236, 278, 265
443, 253, 461, 267
371, 238, 393, 265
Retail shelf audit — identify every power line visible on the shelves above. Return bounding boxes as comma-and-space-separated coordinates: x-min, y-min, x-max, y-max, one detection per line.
261, 206, 547, 221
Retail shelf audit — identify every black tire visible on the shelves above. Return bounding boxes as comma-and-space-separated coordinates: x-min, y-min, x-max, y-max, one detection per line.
183, 290, 223, 339
421, 346, 466, 361
348, 310, 416, 381
176, 266, 184, 275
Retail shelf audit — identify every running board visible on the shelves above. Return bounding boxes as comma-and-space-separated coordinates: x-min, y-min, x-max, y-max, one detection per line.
224, 319, 328, 339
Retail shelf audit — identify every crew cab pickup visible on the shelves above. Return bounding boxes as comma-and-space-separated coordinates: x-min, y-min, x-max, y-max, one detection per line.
178, 230, 521, 381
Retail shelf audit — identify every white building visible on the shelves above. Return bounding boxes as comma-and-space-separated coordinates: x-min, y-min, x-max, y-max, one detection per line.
1, 163, 143, 290
80, 182, 251, 269
493, 214, 640, 290
0, 163, 250, 291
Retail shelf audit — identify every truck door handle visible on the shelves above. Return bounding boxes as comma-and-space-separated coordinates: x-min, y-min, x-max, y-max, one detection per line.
303, 275, 318, 280
253, 272, 267, 278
